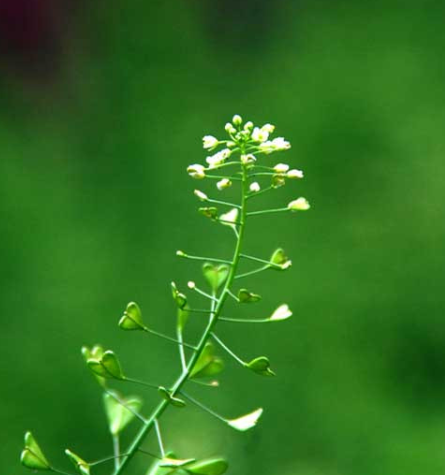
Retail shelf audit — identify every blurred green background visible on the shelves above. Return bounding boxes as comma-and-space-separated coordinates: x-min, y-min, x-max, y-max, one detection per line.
2, 0, 445, 474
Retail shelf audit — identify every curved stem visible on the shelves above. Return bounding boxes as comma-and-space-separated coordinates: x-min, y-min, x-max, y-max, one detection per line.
112, 159, 249, 475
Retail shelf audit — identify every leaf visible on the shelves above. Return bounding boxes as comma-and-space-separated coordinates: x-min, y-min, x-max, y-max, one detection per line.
158, 387, 186, 408
238, 289, 262, 303
119, 302, 146, 331
246, 356, 275, 376
65, 449, 90, 475
269, 304, 292, 321
103, 390, 143, 435
185, 458, 229, 475
202, 263, 229, 291
227, 408, 263, 431
87, 350, 124, 380
21, 432, 51, 471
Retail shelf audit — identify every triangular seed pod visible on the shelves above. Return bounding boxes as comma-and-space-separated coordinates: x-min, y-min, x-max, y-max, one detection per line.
158, 387, 186, 408
238, 289, 262, 303
119, 302, 146, 331
103, 390, 143, 435
87, 350, 124, 380
65, 449, 90, 475
21, 432, 51, 471
227, 408, 263, 431
269, 304, 292, 321
246, 356, 275, 376
202, 263, 229, 292
185, 458, 229, 475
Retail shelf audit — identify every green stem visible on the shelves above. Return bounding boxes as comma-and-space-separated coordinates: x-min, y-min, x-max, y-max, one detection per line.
112, 155, 249, 475
247, 208, 289, 216
211, 333, 246, 366
235, 264, 270, 280
178, 253, 232, 265
144, 328, 197, 350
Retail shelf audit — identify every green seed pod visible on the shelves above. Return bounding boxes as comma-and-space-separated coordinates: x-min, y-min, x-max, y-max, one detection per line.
20, 432, 51, 471
246, 356, 275, 376
202, 263, 229, 292
119, 302, 146, 331
65, 449, 90, 475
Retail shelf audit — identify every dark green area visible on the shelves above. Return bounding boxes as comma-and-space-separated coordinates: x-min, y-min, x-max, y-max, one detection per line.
2, 1, 445, 474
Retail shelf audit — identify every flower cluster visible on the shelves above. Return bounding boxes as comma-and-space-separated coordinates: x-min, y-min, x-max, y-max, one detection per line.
188, 115, 310, 218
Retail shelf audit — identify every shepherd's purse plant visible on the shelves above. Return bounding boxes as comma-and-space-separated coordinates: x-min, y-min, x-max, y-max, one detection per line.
21, 115, 310, 475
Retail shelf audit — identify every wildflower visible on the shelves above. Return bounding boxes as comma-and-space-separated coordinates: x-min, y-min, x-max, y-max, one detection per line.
287, 169, 304, 179
225, 123, 236, 135
261, 123, 275, 134
217, 178, 232, 191
243, 121, 254, 131
273, 163, 289, 173
202, 135, 218, 150
187, 164, 206, 179
206, 148, 231, 168
241, 154, 256, 165
251, 127, 269, 143
259, 137, 291, 154
249, 182, 260, 193
288, 198, 310, 211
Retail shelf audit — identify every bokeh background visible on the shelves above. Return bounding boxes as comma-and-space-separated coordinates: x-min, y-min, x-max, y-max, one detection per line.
2, 0, 445, 474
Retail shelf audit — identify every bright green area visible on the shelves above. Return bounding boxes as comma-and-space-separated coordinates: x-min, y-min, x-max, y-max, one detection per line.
2, 1, 445, 474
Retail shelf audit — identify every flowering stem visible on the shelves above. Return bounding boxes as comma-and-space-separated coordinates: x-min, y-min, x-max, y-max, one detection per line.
112, 156, 249, 475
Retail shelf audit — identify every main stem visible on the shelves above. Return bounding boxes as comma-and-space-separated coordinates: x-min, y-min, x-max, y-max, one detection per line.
112, 160, 249, 475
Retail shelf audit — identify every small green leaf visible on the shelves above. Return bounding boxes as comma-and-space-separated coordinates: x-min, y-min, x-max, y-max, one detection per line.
158, 387, 186, 408
185, 458, 229, 475
21, 432, 51, 471
65, 449, 90, 475
87, 350, 124, 380
103, 390, 143, 435
119, 302, 146, 331
227, 408, 263, 431
171, 282, 188, 309
246, 356, 275, 376
199, 207, 218, 219
202, 263, 229, 291
270, 248, 292, 270
238, 288, 262, 303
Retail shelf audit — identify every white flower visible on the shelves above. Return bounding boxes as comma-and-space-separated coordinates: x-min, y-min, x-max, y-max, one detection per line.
261, 123, 275, 134
216, 178, 232, 191
194, 189, 208, 201
241, 154, 256, 165
288, 197, 310, 211
202, 135, 218, 150
273, 163, 289, 173
187, 281, 196, 289
232, 114, 242, 125
287, 169, 304, 179
187, 164, 206, 179
270, 304, 292, 321
259, 137, 291, 154
219, 208, 239, 227
249, 182, 260, 193
251, 127, 269, 143
206, 148, 231, 168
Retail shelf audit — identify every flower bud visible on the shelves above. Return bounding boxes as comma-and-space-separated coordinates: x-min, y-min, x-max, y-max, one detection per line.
216, 178, 232, 191
273, 163, 289, 173
261, 123, 275, 133
232, 114, 242, 125
187, 164, 206, 179
202, 135, 218, 150
194, 189, 208, 201
249, 182, 260, 193
225, 123, 236, 134
243, 121, 254, 131
287, 169, 304, 179
272, 175, 286, 188
288, 197, 310, 211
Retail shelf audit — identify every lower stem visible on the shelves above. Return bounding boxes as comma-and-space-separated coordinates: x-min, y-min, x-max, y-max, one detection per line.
112, 163, 249, 475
